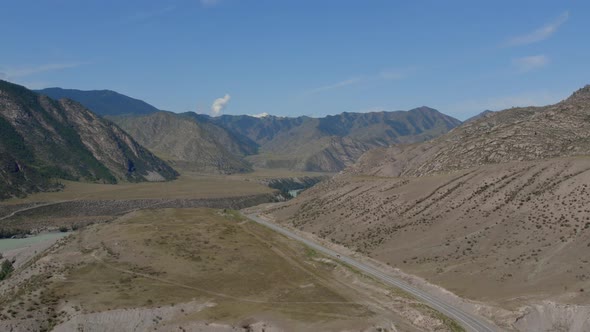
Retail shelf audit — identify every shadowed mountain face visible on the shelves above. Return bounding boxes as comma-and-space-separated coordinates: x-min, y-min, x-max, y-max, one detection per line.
36, 87, 159, 116
0, 80, 177, 199
109, 112, 255, 174
203, 107, 461, 172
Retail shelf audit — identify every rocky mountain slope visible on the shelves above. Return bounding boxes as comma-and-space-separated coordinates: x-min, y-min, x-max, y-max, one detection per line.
36, 87, 159, 116
263, 85, 590, 330
207, 107, 461, 172
110, 112, 255, 173
0, 80, 177, 199
351, 86, 590, 177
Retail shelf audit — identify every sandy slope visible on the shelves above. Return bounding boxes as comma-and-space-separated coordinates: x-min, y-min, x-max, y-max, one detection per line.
264, 157, 590, 331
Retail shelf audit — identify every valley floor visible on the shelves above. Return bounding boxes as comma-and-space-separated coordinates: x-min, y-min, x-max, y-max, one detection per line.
2, 171, 276, 204
0, 208, 464, 331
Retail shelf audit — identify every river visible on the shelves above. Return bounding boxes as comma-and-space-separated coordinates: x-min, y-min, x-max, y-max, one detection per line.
0, 232, 70, 252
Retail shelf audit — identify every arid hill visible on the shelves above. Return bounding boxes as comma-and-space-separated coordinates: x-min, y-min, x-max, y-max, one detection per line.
0, 80, 177, 199
264, 86, 590, 330
351, 86, 590, 177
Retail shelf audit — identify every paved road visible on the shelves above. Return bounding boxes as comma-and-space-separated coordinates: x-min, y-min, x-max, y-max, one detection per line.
244, 213, 499, 332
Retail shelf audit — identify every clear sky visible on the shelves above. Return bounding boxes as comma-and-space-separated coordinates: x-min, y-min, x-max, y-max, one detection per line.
1, 0, 588, 120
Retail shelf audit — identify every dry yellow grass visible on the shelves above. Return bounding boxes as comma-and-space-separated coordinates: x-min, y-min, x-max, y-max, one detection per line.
2, 169, 332, 205
1, 208, 464, 331
49, 209, 370, 322
3, 173, 273, 204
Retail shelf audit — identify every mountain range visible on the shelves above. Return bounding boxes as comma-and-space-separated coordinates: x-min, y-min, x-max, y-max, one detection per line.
0, 80, 177, 199
1, 82, 464, 197
35, 86, 462, 173
113, 108, 461, 172
205, 107, 461, 172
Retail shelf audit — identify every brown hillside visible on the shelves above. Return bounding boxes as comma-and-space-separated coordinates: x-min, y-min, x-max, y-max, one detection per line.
351, 86, 590, 177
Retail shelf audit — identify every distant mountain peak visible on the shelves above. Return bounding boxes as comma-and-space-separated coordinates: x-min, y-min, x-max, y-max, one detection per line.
464, 110, 495, 123
409, 106, 439, 113
36, 87, 159, 116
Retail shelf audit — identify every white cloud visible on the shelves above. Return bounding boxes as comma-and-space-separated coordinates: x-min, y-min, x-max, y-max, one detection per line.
0, 72, 6, 79
379, 66, 417, 80
200, 0, 221, 7
512, 55, 549, 72
1, 62, 86, 79
307, 66, 416, 95
309, 78, 362, 94
211, 94, 231, 116
505, 11, 569, 46
251, 112, 270, 118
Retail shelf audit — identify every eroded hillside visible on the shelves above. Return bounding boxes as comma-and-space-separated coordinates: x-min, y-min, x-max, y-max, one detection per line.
0, 80, 177, 199
267, 158, 590, 329
263, 85, 590, 330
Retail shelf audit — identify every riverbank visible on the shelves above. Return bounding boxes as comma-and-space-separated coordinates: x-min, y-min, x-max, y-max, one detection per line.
1, 232, 70, 269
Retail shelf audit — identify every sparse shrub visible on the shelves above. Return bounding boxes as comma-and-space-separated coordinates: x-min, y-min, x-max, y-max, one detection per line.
0, 260, 14, 280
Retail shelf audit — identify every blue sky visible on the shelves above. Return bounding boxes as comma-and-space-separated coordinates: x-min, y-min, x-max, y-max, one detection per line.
1, 0, 588, 120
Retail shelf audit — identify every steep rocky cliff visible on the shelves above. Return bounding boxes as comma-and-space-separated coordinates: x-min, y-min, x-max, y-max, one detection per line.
0, 80, 177, 199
